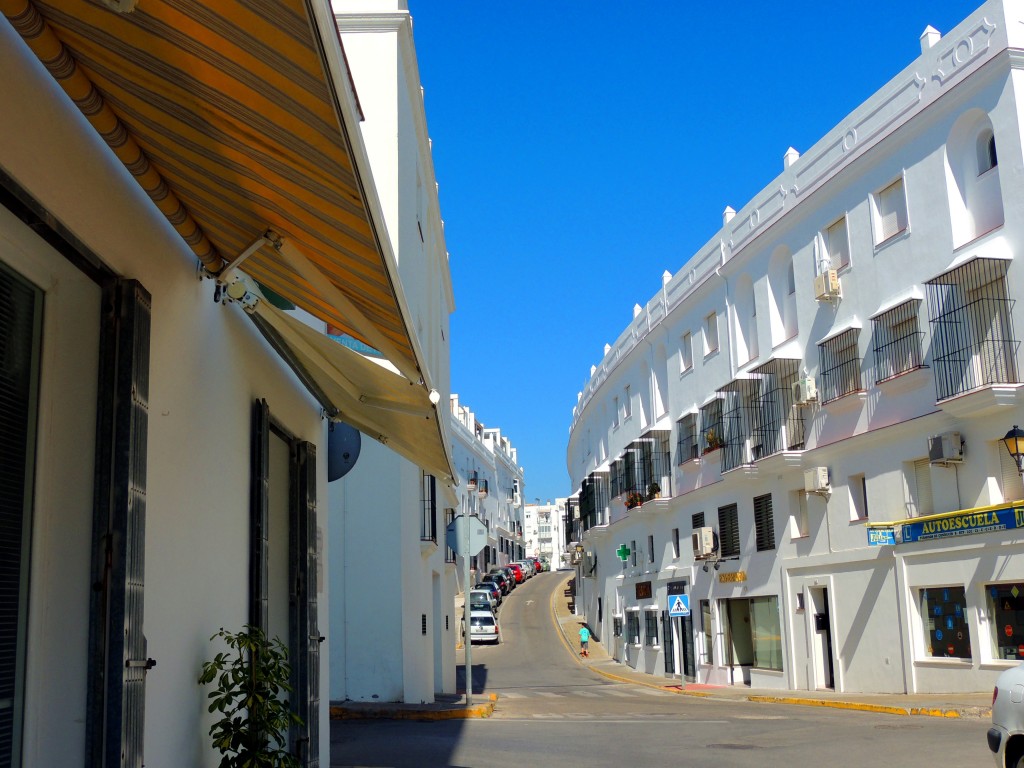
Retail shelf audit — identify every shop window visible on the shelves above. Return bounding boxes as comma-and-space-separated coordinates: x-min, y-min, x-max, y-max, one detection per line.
751, 596, 783, 671
987, 583, 1024, 660
645, 612, 659, 646
919, 586, 971, 659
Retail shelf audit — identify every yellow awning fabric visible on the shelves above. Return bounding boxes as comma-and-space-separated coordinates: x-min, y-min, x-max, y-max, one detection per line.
1, 0, 422, 382
249, 299, 454, 484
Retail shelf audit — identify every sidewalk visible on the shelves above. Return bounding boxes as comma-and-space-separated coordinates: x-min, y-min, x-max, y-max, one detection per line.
552, 573, 993, 720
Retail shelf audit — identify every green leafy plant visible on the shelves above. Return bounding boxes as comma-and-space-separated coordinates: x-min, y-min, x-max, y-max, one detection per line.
198, 626, 302, 768
646, 483, 661, 500
703, 429, 722, 453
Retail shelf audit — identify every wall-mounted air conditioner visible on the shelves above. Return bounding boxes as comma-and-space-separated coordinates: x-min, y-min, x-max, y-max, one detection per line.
928, 431, 963, 465
814, 270, 841, 301
804, 466, 830, 494
692, 526, 716, 559
792, 376, 817, 405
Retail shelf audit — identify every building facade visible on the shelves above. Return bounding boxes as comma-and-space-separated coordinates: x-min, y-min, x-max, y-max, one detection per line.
525, 499, 568, 567
449, 394, 527, 587
0, 0, 452, 764
567, 0, 1024, 696
327, 1, 460, 706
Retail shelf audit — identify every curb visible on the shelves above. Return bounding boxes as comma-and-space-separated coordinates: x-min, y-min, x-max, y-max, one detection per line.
329, 693, 498, 722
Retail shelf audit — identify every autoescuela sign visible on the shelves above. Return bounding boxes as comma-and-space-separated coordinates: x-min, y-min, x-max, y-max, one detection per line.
899, 504, 1024, 544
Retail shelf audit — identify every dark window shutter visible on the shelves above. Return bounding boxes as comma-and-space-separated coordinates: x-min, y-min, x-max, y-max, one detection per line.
0, 265, 42, 767
87, 279, 152, 768
754, 494, 776, 551
290, 442, 319, 767
717, 504, 740, 558
250, 399, 270, 632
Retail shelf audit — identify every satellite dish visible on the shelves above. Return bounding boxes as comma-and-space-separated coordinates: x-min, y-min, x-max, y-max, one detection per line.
327, 423, 361, 481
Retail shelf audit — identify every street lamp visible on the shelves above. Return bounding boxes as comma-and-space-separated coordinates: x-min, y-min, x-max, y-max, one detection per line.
1004, 425, 1024, 475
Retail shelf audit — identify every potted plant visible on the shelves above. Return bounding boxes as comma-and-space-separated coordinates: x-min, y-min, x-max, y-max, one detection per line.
646, 482, 661, 501
198, 625, 302, 768
625, 491, 644, 509
703, 429, 722, 454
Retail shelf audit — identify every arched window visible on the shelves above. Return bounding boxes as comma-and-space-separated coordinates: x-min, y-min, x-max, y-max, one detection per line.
945, 111, 1002, 248
977, 130, 997, 175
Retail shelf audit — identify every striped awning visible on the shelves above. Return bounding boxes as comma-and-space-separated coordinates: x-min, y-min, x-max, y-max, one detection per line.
1, 0, 424, 385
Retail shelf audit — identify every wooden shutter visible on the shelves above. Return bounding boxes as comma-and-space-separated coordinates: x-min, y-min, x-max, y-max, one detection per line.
717, 504, 740, 558
754, 494, 775, 551
87, 279, 152, 768
250, 399, 270, 632
877, 180, 907, 241
911, 459, 934, 517
290, 442, 320, 767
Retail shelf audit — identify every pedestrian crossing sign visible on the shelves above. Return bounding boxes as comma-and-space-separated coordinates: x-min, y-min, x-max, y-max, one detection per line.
668, 594, 690, 617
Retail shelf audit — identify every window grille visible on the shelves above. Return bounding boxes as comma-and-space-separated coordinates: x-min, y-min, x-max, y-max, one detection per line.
819, 328, 862, 403
631, 430, 671, 496
872, 300, 925, 383
874, 178, 908, 243
753, 494, 775, 552
644, 612, 659, 647
420, 474, 437, 542
926, 258, 1018, 401
662, 611, 676, 674
692, 511, 705, 531
676, 413, 698, 464
751, 358, 804, 453
626, 613, 640, 644
445, 508, 456, 563
718, 504, 740, 558
647, 534, 654, 563
578, 471, 609, 532
700, 398, 723, 456
719, 378, 762, 472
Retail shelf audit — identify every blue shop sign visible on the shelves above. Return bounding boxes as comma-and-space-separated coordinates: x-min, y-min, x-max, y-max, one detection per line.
867, 527, 896, 546
900, 505, 1024, 544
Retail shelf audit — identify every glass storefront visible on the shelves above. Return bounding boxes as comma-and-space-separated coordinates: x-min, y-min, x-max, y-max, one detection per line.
750, 596, 783, 671
987, 582, 1024, 661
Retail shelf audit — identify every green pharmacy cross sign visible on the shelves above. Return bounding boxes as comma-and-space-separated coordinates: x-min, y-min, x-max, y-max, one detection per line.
616, 544, 631, 561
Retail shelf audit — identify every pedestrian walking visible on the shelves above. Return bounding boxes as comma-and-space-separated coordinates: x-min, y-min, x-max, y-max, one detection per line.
579, 624, 591, 657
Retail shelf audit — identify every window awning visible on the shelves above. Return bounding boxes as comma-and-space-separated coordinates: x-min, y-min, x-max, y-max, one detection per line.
247, 296, 454, 484
2, 0, 426, 385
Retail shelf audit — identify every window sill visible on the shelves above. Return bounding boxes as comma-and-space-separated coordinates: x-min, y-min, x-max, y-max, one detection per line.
875, 365, 929, 393
873, 227, 910, 253
821, 389, 867, 411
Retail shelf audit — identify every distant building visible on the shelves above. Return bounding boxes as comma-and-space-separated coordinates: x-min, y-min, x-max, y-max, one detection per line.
568, 0, 1024, 696
525, 499, 568, 567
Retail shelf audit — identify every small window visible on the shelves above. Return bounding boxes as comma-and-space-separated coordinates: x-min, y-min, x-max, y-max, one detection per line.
644, 612, 659, 647
631, 540, 637, 567
919, 586, 971, 659
849, 474, 869, 520
753, 494, 775, 552
978, 130, 997, 175
872, 300, 924, 383
907, 458, 934, 517
692, 511, 705, 531
704, 312, 719, 356
672, 528, 680, 558
680, 332, 693, 373
626, 613, 640, 644
676, 413, 698, 464
873, 178, 908, 245
647, 534, 655, 563
790, 489, 808, 539
612, 396, 619, 428
819, 328, 862, 403
824, 216, 850, 271
623, 385, 632, 419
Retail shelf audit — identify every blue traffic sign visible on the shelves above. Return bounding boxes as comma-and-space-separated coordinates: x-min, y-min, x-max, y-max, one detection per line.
668, 594, 690, 617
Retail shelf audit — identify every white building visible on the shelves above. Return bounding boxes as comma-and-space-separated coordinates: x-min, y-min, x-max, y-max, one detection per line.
567, 0, 1024, 696
449, 395, 527, 585
525, 499, 568, 566
0, 0, 451, 764
327, 1, 459, 707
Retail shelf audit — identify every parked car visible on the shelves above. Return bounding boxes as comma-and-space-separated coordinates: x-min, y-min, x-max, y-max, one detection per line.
507, 563, 524, 583
525, 557, 541, 574
474, 582, 501, 605
469, 588, 497, 611
989, 662, 1024, 766
491, 567, 515, 590
468, 609, 500, 644
515, 561, 533, 578
481, 572, 509, 595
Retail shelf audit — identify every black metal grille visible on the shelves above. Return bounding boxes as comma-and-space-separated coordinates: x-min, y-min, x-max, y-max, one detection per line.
872, 300, 925, 383
676, 413, 699, 465
819, 328, 862, 403
420, 473, 437, 542
692, 511, 705, 531
754, 493, 775, 552
718, 504, 740, 558
719, 379, 762, 473
699, 399, 723, 456
926, 258, 1018, 401
578, 471, 609, 531
445, 508, 456, 563
751, 358, 804, 453
662, 611, 675, 674
630, 430, 672, 497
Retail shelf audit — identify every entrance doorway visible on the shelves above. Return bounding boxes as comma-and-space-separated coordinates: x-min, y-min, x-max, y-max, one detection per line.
809, 586, 835, 690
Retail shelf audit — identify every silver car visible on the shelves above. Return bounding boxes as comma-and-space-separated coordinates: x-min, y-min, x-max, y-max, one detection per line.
989, 662, 1024, 766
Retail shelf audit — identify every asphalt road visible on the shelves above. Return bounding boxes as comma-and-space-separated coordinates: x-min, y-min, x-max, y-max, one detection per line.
331, 571, 992, 767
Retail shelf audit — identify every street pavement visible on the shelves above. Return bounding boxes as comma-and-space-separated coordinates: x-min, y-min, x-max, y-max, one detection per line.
330, 571, 993, 722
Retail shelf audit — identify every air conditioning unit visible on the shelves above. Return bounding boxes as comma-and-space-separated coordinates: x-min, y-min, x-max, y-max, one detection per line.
814, 269, 840, 301
804, 466, 830, 494
792, 376, 818, 405
692, 526, 716, 559
928, 431, 963, 465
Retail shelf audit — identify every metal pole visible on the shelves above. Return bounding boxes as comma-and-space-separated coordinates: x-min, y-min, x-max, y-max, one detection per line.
463, 493, 473, 708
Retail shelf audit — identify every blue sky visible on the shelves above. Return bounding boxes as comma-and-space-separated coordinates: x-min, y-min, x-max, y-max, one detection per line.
409, 1, 983, 503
